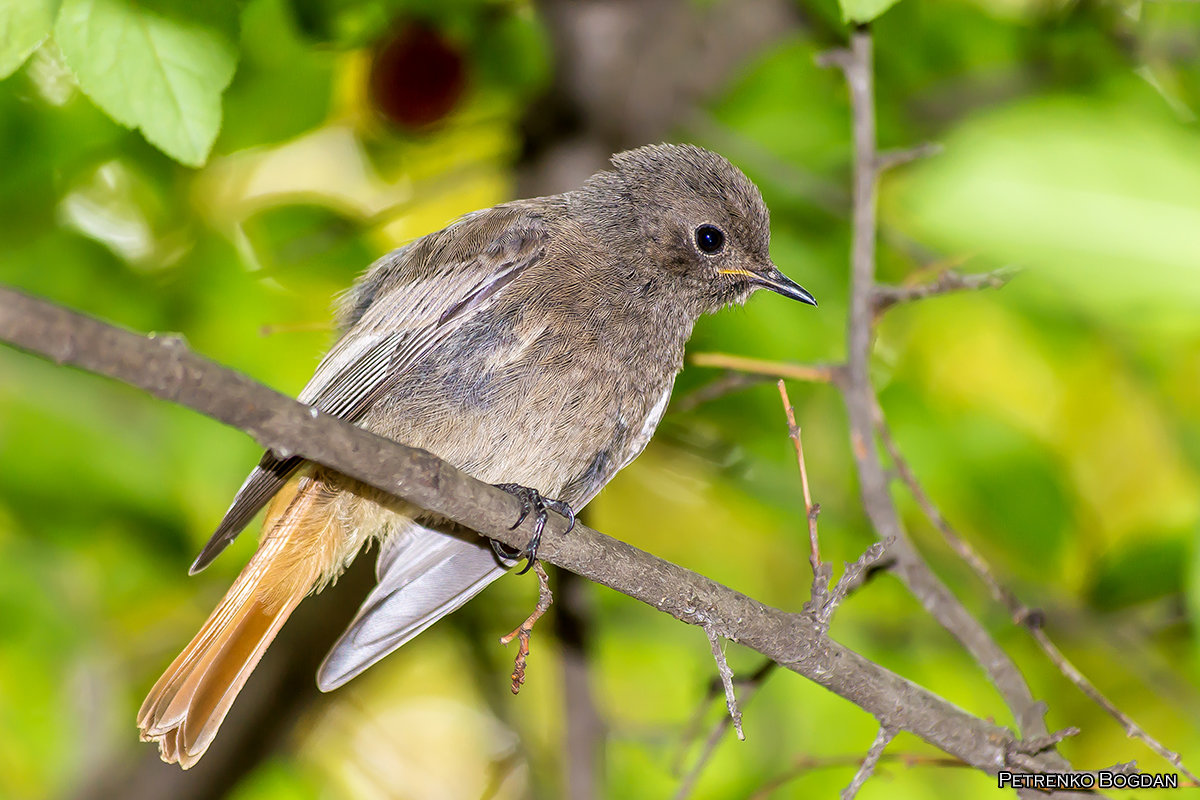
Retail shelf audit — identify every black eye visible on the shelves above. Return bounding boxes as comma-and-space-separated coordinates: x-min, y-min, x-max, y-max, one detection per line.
695, 224, 725, 255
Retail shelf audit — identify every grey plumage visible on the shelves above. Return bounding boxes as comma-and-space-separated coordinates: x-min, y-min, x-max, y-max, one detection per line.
318, 518, 512, 690
141, 143, 816, 768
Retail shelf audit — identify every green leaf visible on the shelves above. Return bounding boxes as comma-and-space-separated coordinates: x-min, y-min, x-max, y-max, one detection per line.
53, 0, 238, 166
0, 0, 59, 78
839, 0, 901, 24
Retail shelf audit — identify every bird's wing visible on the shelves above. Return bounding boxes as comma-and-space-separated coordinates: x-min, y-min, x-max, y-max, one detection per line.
189, 207, 551, 573
554, 378, 676, 507
317, 380, 679, 689
316, 519, 515, 690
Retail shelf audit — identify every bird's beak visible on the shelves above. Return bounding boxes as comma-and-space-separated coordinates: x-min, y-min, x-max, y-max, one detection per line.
720, 265, 818, 306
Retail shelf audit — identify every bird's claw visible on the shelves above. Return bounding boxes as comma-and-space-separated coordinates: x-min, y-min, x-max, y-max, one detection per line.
490, 484, 575, 575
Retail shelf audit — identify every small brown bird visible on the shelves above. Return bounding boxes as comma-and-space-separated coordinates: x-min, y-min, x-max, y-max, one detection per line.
137, 144, 816, 767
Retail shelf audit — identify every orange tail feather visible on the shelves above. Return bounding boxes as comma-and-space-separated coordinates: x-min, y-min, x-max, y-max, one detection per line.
138, 477, 341, 768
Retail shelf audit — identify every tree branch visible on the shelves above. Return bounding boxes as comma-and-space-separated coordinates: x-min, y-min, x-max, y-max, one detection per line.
500, 561, 554, 695
819, 28, 1082, 785
879, 402, 1199, 780
871, 276, 1198, 785
0, 284, 1075, 777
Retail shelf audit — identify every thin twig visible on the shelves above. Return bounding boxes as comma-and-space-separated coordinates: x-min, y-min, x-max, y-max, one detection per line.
842, 726, 897, 800
818, 542, 891, 630
1009, 727, 1080, 758
776, 379, 887, 628
690, 352, 842, 385
1026, 623, 1199, 783
1001, 726, 1084, 775
872, 267, 1014, 316
874, 408, 1016, 609
673, 371, 772, 413
749, 751, 972, 799
702, 625, 744, 741
500, 562, 554, 694
876, 408, 1200, 783
874, 142, 943, 172
673, 661, 776, 796
878, 244, 973, 287
777, 379, 822, 575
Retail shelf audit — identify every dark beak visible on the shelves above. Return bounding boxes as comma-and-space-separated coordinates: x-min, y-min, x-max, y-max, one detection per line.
754, 264, 818, 306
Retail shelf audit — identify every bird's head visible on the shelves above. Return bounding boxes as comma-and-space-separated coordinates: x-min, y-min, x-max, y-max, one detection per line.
606, 143, 817, 314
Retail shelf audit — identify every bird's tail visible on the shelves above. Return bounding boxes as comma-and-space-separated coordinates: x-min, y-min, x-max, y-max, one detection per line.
137, 476, 343, 768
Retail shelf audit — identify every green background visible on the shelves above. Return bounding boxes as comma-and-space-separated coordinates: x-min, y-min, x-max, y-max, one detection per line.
2, 0, 1199, 797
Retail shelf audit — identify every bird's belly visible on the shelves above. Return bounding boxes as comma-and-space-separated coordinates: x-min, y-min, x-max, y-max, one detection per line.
363, 326, 677, 506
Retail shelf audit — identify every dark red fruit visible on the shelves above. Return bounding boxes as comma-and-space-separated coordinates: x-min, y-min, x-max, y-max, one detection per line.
369, 23, 467, 130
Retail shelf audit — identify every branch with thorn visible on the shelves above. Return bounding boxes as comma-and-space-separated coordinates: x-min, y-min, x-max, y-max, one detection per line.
875, 142, 943, 172
778, 378, 890, 628
676, 380, 885, 799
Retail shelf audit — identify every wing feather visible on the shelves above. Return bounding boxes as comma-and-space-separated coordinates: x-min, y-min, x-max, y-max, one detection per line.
189, 208, 550, 572
315, 520, 513, 691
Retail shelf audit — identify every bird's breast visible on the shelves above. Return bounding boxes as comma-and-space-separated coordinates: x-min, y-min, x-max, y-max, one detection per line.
364, 296, 688, 505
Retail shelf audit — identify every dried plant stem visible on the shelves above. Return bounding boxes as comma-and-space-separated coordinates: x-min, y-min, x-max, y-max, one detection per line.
690, 352, 840, 385
500, 561, 554, 694
778, 379, 822, 575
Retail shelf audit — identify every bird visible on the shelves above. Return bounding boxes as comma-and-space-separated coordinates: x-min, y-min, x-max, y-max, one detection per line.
137, 143, 817, 768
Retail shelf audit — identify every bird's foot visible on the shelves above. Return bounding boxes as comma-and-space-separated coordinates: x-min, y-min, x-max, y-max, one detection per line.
489, 483, 576, 575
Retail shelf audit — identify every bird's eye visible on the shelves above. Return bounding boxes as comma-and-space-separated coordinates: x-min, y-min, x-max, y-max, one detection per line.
694, 224, 725, 255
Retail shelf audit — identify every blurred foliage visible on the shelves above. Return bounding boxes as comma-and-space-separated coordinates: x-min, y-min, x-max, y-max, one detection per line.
2, 0, 1200, 798
840, 0, 902, 23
